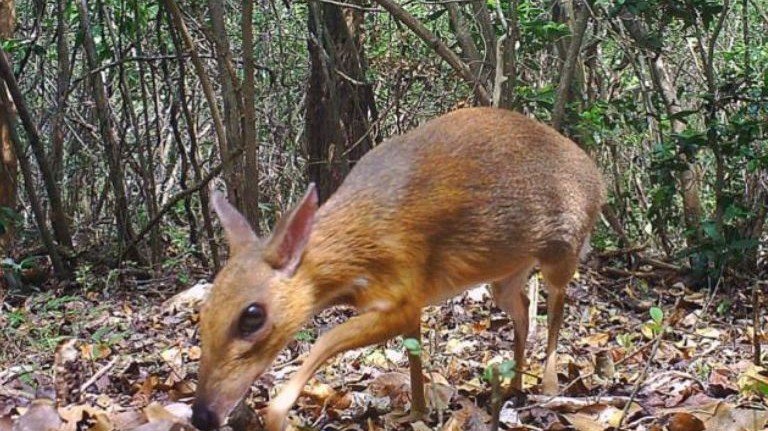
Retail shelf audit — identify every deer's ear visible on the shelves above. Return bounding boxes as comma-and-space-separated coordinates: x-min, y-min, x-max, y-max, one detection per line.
211, 190, 258, 256
263, 184, 318, 275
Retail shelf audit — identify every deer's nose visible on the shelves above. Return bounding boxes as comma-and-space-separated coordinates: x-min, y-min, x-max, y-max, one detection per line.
191, 402, 220, 430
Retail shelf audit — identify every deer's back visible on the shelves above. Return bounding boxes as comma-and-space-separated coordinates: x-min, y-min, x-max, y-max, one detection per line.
310, 108, 604, 294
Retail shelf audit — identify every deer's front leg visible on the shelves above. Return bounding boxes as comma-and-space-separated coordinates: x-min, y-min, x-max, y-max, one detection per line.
265, 305, 420, 431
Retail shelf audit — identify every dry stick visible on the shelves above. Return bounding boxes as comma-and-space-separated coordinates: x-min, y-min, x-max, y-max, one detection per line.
407, 324, 427, 417
491, 33, 508, 108
0, 385, 35, 400
316, 0, 384, 12
71, 54, 208, 84
79, 357, 118, 393
527, 394, 632, 409
617, 324, 665, 428
527, 324, 664, 414
371, 0, 491, 105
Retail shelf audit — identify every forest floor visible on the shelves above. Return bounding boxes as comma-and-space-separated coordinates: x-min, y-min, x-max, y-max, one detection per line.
1, 261, 767, 431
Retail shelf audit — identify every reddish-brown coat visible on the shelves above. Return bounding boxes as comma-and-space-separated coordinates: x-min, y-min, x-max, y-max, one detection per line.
192, 107, 604, 431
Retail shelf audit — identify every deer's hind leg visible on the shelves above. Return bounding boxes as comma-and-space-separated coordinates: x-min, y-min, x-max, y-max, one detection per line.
490, 260, 536, 391
539, 251, 579, 395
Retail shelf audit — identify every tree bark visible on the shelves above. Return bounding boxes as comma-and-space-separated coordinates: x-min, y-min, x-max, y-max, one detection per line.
305, 0, 378, 202
551, 0, 591, 132
207, 0, 246, 213
51, 0, 69, 186
0, 69, 66, 276
0, 0, 16, 250
241, 0, 260, 230
0, 46, 74, 277
471, 0, 496, 72
446, 3, 483, 79
493, 0, 519, 109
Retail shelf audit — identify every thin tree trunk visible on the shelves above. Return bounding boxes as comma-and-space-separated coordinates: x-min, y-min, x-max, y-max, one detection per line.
305, 0, 377, 202
164, 11, 220, 270
159, 24, 206, 267
471, 0, 496, 72
241, 0, 260, 230
551, 0, 590, 132
51, 0, 69, 185
76, 0, 141, 264
162, 0, 229, 179
207, 0, 245, 211
130, 3, 163, 265
446, 3, 483, 79
493, 0, 519, 109
0, 48, 74, 275
0, 77, 65, 275
622, 14, 704, 251
0, 0, 16, 250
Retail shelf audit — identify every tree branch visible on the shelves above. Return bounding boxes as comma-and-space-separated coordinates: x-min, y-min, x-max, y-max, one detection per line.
551, 0, 591, 132
371, 0, 491, 105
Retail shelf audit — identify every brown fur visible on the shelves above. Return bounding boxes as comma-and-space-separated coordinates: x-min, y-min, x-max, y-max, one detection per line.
193, 107, 604, 431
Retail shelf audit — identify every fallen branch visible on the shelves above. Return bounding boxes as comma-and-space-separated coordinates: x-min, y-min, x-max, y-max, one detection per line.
602, 267, 665, 279
639, 257, 682, 272
0, 385, 35, 400
528, 394, 633, 410
596, 243, 649, 259
617, 298, 680, 427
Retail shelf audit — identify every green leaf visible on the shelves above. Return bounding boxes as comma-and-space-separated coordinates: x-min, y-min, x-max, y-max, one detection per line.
498, 360, 516, 379
295, 329, 315, 342
701, 221, 723, 243
669, 109, 700, 121
650, 307, 663, 325
403, 338, 421, 355
727, 239, 759, 251
482, 364, 495, 382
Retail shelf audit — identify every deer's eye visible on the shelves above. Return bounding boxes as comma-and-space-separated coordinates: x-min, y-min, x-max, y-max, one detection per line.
238, 303, 266, 335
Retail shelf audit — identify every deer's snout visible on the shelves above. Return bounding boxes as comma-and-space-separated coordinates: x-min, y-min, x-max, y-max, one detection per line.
191, 401, 220, 430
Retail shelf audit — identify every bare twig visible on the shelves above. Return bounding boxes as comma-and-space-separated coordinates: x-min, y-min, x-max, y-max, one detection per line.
79, 357, 118, 393
617, 314, 668, 427
0, 385, 35, 400
317, 0, 383, 12
528, 394, 632, 410
371, 0, 491, 105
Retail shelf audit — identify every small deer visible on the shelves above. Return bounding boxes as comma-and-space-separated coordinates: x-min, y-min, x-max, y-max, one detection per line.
191, 107, 604, 430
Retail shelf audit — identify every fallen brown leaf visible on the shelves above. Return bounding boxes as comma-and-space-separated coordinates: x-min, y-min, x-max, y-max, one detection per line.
13, 399, 61, 431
